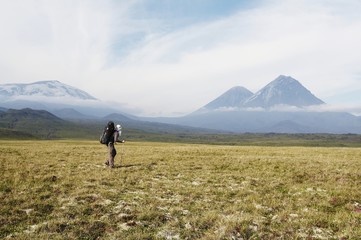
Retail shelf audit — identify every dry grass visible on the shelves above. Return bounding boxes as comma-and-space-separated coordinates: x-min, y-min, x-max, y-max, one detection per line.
1, 140, 361, 239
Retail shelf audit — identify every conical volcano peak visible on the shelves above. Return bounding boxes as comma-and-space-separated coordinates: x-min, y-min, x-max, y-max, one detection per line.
268, 75, 300, 87
243, 75, 324, 108
227, 86, 253, 94
275, 75, 295, 82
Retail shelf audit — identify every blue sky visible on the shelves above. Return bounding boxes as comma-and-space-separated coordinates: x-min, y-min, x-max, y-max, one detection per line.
1, 0, 361, 116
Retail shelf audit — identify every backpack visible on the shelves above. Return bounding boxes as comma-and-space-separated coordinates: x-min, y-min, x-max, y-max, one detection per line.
100, 121, 115, 145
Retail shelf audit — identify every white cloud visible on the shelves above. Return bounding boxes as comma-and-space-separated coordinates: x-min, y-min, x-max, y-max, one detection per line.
0, 0, 133, 84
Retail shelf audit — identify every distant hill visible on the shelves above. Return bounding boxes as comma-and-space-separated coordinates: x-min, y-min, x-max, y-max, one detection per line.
0, 108, 104, 139
0, 108, 64, 125
0, 108, 220, 141
104, 113, 222, 134
103, 113, 134, 122
0, 108, 66, 139
50, 108, 95, 120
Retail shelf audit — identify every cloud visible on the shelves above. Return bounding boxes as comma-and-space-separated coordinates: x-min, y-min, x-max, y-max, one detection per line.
1, 0, 361, 116
101, 0, 361, 115
209, 104, 361, 117
0, 0, 133, 82
305, 104, 361, 116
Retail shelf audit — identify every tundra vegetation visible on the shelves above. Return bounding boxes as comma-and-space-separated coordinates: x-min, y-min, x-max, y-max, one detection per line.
1, 140, 361, 239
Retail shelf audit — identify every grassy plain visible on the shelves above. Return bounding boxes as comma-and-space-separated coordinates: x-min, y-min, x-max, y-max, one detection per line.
1, 140, 361, 239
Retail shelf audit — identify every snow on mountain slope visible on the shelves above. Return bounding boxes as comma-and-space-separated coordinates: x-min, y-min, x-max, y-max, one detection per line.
0, 80, 97, 100
243, 75, 324, 108
0, 80, 117, 117
195, 75, 325, 114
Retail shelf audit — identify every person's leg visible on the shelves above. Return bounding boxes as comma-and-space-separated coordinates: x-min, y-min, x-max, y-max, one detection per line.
112, 146, 117, 167
108, 143, 117, 168
105, 146, 109, 166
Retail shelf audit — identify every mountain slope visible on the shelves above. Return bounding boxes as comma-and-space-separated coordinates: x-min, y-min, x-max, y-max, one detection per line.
0, 80, 96, 100
50, 108, 95, 120
243, 75, 324, 108
198, 86, 253, 112
149, 110, 361, 134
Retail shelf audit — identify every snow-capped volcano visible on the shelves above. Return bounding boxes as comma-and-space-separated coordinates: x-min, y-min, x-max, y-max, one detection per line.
194, 75, 325, 114
0, 80, 97, 100
0, 80, 138, 117
0, 80, 113, 117
243, 75, 324, 108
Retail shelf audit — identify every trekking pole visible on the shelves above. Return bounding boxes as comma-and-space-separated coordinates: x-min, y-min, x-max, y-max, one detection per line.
121, 142, 125, 161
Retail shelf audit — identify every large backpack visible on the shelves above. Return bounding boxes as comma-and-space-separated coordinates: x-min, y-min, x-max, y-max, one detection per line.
100, 121, 115, 145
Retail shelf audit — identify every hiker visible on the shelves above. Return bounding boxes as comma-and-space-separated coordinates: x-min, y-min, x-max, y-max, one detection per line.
100, 121, 124, 168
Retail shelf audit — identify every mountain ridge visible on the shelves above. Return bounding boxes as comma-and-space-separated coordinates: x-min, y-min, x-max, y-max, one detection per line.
0, 108, 221, 140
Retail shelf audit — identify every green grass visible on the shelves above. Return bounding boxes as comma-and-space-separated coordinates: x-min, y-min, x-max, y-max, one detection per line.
1, 140, 361, 239
125, 132, 361, 147
0, 128, 36, 140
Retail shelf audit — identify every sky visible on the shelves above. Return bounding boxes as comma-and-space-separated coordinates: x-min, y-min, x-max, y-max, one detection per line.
1, 0, 361, 116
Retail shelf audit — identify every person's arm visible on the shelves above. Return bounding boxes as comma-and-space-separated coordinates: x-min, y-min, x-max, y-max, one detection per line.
114, 131, 119, 143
